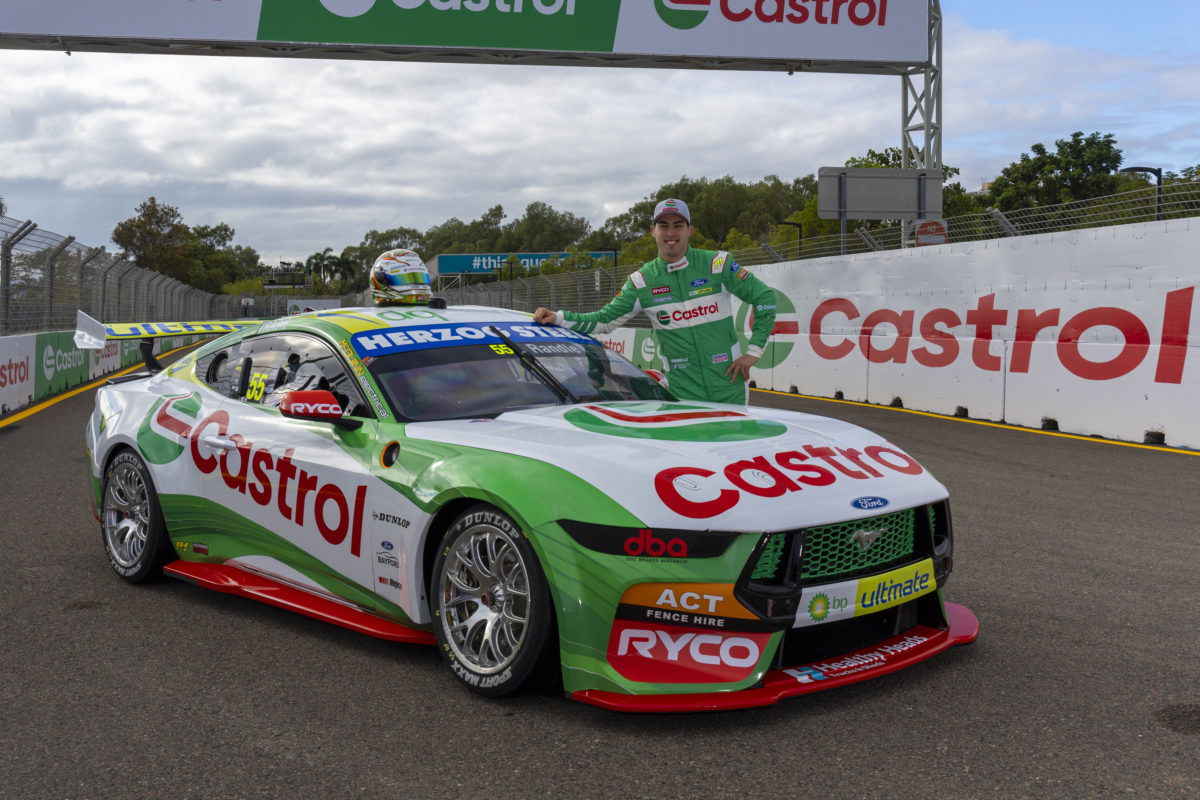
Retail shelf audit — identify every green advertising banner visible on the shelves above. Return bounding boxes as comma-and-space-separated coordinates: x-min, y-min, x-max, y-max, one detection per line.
34, 331, 90, 401
259, 0, 618, 52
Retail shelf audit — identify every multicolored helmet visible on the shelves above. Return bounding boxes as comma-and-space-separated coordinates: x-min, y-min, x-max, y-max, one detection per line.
370, 249, 431, 306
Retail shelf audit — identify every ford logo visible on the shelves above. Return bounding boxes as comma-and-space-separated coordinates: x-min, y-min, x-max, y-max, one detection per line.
690, 278, 708, 287
381, 541, 394, 551
851, 496, 890, 511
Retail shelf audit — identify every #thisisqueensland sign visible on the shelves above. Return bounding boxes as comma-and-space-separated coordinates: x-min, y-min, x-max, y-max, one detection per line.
0, 0, 930, 67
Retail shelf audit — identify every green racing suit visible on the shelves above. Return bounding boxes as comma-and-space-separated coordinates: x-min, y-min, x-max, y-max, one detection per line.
551, 247, 776, 404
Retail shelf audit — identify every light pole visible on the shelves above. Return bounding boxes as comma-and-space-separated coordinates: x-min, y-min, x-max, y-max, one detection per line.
1119, 166, 1163, 221
778, 221, 803, 258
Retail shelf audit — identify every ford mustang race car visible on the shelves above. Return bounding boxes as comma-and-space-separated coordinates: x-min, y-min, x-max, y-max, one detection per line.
79, 305, 977, 711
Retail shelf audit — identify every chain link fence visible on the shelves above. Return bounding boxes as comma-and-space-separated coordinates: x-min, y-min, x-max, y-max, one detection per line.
5, 181, 1198, 337
0, 216, 304, 336
441, 181, 1200, 316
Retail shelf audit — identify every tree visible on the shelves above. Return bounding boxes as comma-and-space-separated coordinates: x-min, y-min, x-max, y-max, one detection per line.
987, 131, 1123, 210
111, 197, 196, 280
188, 223, 264, 292
497, 202, 590, 253
1164, 164, 1200, 185
340, 226, 423, 291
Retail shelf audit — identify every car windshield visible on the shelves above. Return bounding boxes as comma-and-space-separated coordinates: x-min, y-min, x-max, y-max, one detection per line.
368, 338, 675, 421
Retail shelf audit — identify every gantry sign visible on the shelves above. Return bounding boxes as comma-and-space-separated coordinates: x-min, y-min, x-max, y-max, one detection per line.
0, 0, 942, 169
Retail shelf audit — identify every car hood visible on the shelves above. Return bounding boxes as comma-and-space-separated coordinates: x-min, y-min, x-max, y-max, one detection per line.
405, 401, 947, 531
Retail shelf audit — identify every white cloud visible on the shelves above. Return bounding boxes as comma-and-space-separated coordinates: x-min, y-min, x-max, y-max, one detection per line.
0, 14, 1197, 262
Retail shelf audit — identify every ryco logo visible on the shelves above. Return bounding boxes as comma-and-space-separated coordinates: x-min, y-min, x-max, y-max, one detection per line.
291, 402, 343, 416
655, 443, 924, 519
608, 620, 770, 683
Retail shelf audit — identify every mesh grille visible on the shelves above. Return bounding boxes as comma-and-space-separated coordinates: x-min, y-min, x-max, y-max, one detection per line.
800, 508, 916, 581
751, 533, 788, 581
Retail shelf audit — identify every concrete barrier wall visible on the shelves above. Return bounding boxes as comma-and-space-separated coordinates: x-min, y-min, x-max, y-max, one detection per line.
602, 218, 1200, 449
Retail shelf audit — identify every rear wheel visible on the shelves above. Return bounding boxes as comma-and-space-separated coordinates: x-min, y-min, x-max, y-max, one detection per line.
100, 450, 171, 582
431, 505, 556, 697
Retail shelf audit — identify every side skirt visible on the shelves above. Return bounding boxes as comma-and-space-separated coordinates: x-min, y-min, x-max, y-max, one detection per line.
163, 560, 436, 645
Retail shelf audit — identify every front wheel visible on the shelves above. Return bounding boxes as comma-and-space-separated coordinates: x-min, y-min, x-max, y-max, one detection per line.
100, 449, 171, 582
431, 505, 556, 697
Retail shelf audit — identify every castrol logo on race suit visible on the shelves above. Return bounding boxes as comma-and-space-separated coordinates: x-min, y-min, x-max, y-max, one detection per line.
655, 302, 720, 327
655, 443, 924, 519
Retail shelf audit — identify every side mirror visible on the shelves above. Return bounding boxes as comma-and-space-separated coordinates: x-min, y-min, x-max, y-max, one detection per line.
644, 369, 670, 389
279, 390, 362, 431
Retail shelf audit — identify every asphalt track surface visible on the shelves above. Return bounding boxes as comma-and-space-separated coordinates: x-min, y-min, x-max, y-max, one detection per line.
1, 351, 1196, 800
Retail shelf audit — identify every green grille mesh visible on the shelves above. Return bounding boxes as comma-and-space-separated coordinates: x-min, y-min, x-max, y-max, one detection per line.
751, 533, 789, 581
800, 508, 916, 581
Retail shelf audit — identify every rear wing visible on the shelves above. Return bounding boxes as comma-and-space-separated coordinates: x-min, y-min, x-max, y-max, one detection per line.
74, 310, 261, 349
74, 310, 262, 374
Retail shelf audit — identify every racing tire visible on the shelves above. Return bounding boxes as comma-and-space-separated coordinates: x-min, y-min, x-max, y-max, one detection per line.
100, 449, 171, 583
431, 504, 557, 697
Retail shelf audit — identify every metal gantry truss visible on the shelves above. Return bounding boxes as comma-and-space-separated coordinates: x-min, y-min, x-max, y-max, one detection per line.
903, 1, 943, 174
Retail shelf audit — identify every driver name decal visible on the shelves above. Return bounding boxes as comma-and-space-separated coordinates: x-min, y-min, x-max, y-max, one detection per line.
352, 321, 592, 357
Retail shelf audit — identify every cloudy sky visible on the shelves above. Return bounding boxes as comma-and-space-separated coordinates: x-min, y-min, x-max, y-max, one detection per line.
1, 1, 1197, 263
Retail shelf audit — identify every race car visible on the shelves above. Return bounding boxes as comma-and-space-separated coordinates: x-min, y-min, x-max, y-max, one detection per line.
79, 305, 977, 711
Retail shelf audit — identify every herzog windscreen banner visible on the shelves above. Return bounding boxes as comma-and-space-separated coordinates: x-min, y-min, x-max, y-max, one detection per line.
0, 0, 930, 65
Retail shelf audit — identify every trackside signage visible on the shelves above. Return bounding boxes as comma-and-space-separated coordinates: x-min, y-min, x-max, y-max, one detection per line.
0, 0, 930, 65
602, 220, 1200, 447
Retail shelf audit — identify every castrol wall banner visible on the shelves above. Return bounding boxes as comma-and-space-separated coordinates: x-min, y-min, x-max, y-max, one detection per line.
0, 0, 928, 65
608, 219, 1200, 448
0, 331, 207, 418
0, 334, 35, 416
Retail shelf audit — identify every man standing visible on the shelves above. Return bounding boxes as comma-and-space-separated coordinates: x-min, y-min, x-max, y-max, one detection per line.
533, 198, 776, 404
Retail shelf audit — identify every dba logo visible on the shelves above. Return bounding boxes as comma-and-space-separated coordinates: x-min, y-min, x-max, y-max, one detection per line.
655, 0, 710, 30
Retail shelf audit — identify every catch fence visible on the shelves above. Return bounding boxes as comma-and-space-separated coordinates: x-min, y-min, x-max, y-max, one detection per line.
441, 181, 1200, 318
3, 181, 1198, 336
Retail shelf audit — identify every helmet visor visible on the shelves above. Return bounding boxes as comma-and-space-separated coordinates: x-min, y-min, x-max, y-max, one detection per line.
391, 270, 430, 286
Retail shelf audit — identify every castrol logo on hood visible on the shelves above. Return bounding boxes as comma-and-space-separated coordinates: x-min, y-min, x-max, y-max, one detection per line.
655, 442, 926, 519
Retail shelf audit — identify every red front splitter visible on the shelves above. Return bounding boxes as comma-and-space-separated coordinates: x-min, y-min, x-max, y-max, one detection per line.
572, 602, 978, 713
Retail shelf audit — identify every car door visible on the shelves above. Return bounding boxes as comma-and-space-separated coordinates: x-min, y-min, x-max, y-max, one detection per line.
194, 333, 381, 601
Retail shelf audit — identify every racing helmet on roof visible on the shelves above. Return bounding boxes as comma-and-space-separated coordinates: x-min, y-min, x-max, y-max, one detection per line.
370, 249, 432, 306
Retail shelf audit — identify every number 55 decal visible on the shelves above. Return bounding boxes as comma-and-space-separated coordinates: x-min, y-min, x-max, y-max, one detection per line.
245, 371, 269, 402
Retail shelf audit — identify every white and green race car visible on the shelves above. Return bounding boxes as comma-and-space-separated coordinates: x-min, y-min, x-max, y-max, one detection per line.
80, 305, 977, 711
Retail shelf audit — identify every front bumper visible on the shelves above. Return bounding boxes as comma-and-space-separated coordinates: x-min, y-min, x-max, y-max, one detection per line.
572, 601, 978, 712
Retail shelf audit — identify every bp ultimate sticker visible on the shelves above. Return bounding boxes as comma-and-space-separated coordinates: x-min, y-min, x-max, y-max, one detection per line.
793, 559, 936, 627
